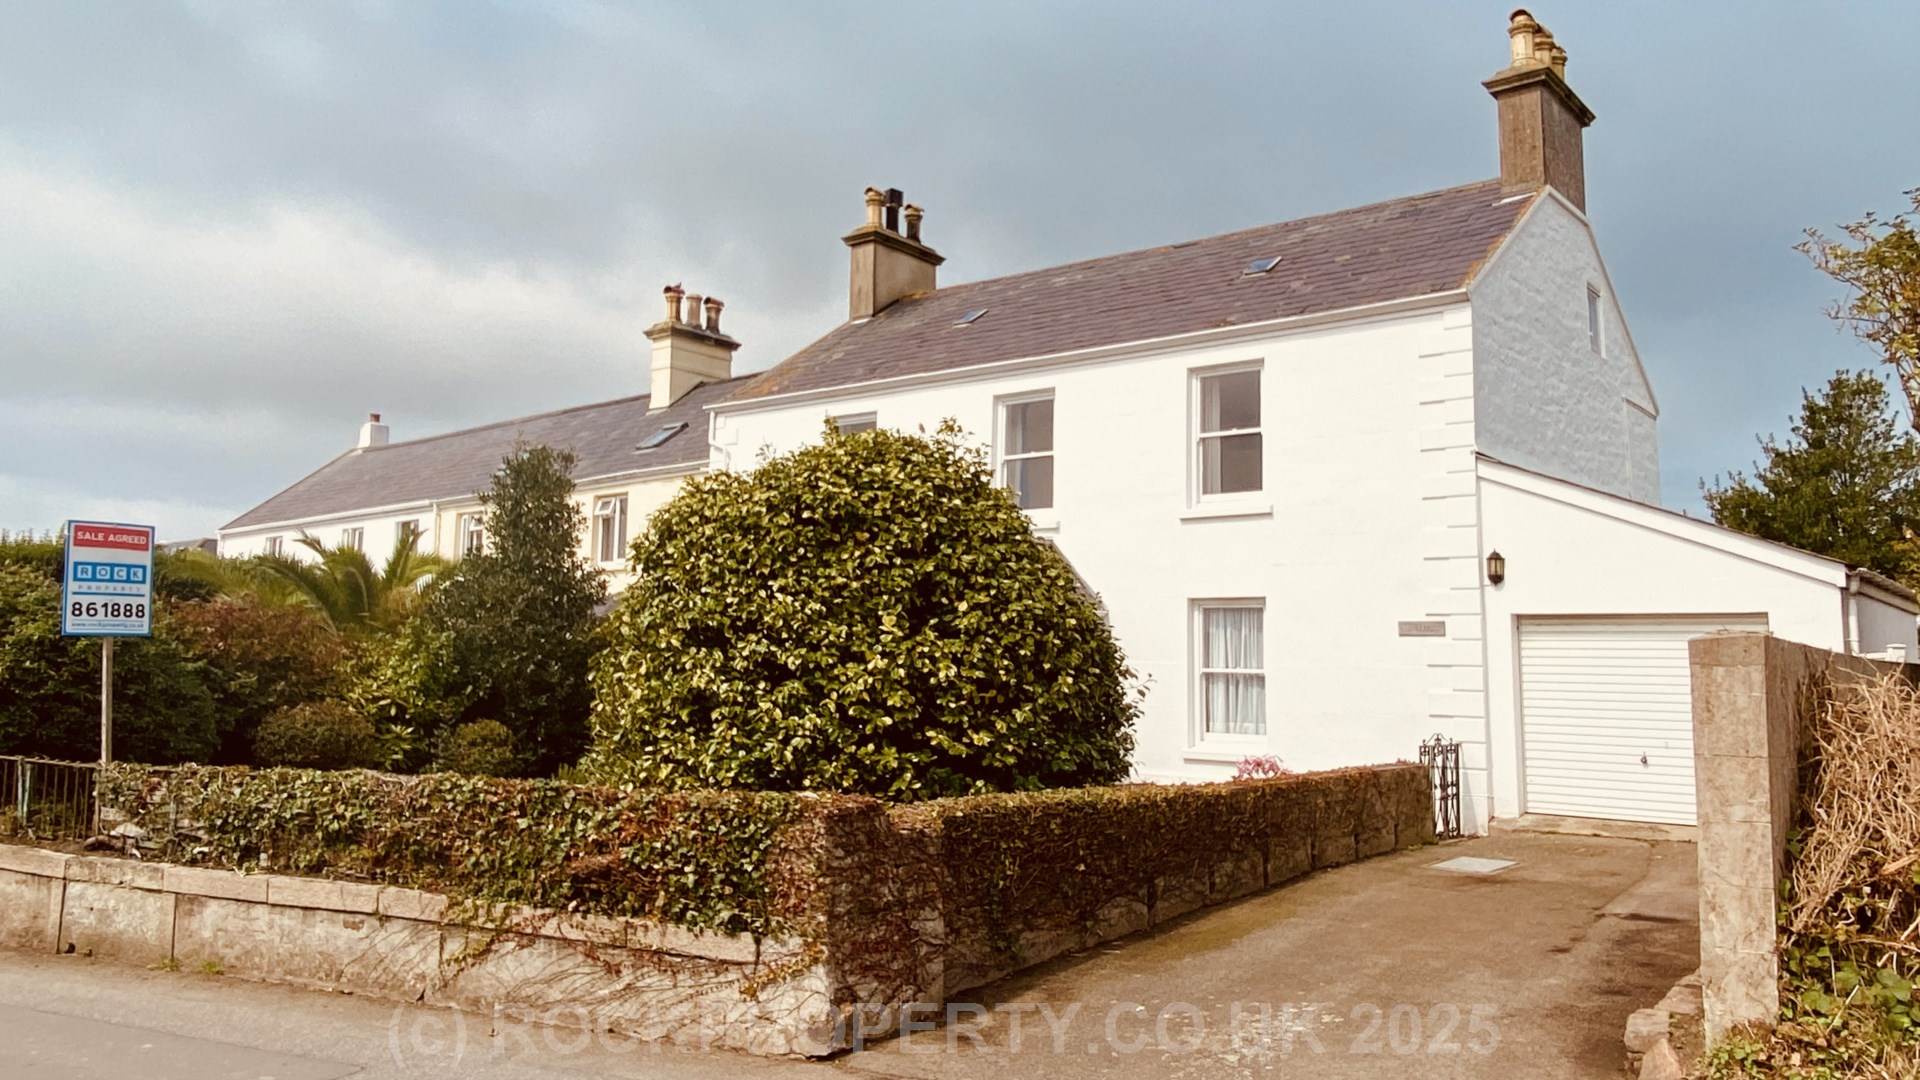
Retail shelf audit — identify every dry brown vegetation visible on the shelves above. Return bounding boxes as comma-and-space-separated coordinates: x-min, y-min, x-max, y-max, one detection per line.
1787, 673, 1920, 969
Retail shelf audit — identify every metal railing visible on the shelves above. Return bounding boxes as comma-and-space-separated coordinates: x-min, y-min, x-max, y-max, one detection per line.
0, 756, 99, 843
1419, 734, 1464, 840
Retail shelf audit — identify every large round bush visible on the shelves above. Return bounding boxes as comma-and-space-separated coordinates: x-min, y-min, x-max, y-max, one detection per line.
432, 719, 517, 777
252, 701, 381, 769
586, 422, 1139, 799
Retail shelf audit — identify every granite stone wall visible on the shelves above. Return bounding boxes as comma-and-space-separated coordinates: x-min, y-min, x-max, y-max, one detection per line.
1687, 633, 1913, 1042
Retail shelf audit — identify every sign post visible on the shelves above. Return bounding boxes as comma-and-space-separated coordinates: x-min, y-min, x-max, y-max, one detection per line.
61, 521, 155, 765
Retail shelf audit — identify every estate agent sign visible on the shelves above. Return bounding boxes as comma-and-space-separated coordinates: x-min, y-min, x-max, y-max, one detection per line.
62, 521, 155, 637
61, 520, 155, 764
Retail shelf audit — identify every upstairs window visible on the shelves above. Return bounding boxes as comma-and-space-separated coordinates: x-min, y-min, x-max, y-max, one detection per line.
398, 520, 422, 550
1198, 601, 1265, 737
262, 536, 283, 558
593, 495, 629, 564
832, 412, 877, 434
1587, 286, 1604, 355
339, 526, 364, 552
457, 512, 486, 556
999, 393, 1055, 511
1194, 365, 1263, 497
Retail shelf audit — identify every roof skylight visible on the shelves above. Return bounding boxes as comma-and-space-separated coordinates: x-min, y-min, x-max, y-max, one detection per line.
636, 422, 687, 451
1243, 255, 1282, 276
954, 308, 988, 326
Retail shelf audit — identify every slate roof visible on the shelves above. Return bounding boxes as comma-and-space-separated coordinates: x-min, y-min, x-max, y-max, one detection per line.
732, 179, 1532, 402
224, 376, 750, 530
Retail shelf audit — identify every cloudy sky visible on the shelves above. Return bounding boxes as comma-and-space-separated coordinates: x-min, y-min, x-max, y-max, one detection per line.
3, 2, 1916, 540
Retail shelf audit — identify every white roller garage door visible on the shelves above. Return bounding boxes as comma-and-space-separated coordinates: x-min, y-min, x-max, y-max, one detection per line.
1519, 616, 1766, 826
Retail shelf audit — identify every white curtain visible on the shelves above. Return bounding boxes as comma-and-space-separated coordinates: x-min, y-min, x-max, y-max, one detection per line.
1203, 607, 1265, 735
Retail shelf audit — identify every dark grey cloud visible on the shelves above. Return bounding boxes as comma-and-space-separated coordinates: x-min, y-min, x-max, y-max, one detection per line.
2, 1, 1917, 537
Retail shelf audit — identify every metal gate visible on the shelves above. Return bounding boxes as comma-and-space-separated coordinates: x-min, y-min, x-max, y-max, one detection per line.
0, 756, 99, 842
1419, 734, 1462, 839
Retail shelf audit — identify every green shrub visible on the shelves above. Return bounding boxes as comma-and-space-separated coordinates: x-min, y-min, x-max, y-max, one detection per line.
432, 719, 517, 776
586, 421, 1139, 800
0, 564, 217, 763
0, 534, 64, 579
99, 763, 845, 936
341, 617, 466, 762
252, 701, 381, 769
402, 445, 606, 775
167, 599, 346, 763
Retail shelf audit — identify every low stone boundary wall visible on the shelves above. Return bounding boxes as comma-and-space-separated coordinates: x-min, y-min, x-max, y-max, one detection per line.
1, 762, 1434, 1057
1687, 633, 1915, 1042
0, 844, 829, 1056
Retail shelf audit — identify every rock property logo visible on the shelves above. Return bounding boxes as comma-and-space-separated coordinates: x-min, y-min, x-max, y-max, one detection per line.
386, 999, 1501, 1066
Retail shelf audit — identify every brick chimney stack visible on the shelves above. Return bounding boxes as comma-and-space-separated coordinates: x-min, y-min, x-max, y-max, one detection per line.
643, 284, 739, 410
1484, 9, 1595, 211
843, 186, 944, 320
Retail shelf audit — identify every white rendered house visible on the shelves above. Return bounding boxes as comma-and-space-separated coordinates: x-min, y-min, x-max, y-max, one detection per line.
706, 13, 1918, 831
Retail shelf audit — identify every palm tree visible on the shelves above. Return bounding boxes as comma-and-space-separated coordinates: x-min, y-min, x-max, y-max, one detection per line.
254, 530, 449, 633
163, 548, 306, 607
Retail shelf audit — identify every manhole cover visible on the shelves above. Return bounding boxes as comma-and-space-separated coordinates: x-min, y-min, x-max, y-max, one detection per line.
1430, 856, 1517, 875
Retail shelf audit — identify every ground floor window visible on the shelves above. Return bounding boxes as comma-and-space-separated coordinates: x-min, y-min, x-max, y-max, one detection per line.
1197, 600, 1265, 737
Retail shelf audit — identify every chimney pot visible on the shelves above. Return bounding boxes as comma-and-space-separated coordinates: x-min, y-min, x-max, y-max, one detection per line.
703, 296, 723, 333
904, 203, 924, 242
684, 293, 704, 329
864, 187, 885, 228
664, 283, 685, 322
1532, 26, 1556, 67
1506, 9, 1541, 66
369, 412, 380, 423
1548, 43, 1567, 78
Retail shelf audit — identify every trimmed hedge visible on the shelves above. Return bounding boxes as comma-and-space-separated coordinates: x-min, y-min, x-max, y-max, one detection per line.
98, 763, 867, 937
887, 765, 1433, 989
95, 761, 1432, 983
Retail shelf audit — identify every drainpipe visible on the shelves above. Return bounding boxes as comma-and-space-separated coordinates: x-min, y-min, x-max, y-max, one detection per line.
1845, 573, 1862, 656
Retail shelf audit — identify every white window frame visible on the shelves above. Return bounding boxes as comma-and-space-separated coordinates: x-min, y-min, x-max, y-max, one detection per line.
1587, 285, 1604, 355
831, 412, 877, 434
1190, 361, 1264, 503
995, 390, 1056, 515
1192, 598, 1267, 746
398, 520, 422, 550
457, 512, 486, 556
592, 494, 629, 565
262, 535, 283, 558
339, 526, 364, 552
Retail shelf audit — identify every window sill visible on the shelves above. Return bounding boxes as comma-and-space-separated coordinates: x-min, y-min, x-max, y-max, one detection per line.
1180, 502, 1273, 523
1183, 748, 1262, 764
1025, 512, 1060, 534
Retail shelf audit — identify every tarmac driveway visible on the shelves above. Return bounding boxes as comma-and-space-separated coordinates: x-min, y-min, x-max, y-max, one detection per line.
835, 831, 1698, 1080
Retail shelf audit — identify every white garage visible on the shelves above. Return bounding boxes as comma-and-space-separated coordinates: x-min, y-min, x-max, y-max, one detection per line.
1480, 459, 1920, 829
1517, 616, 1765, 826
